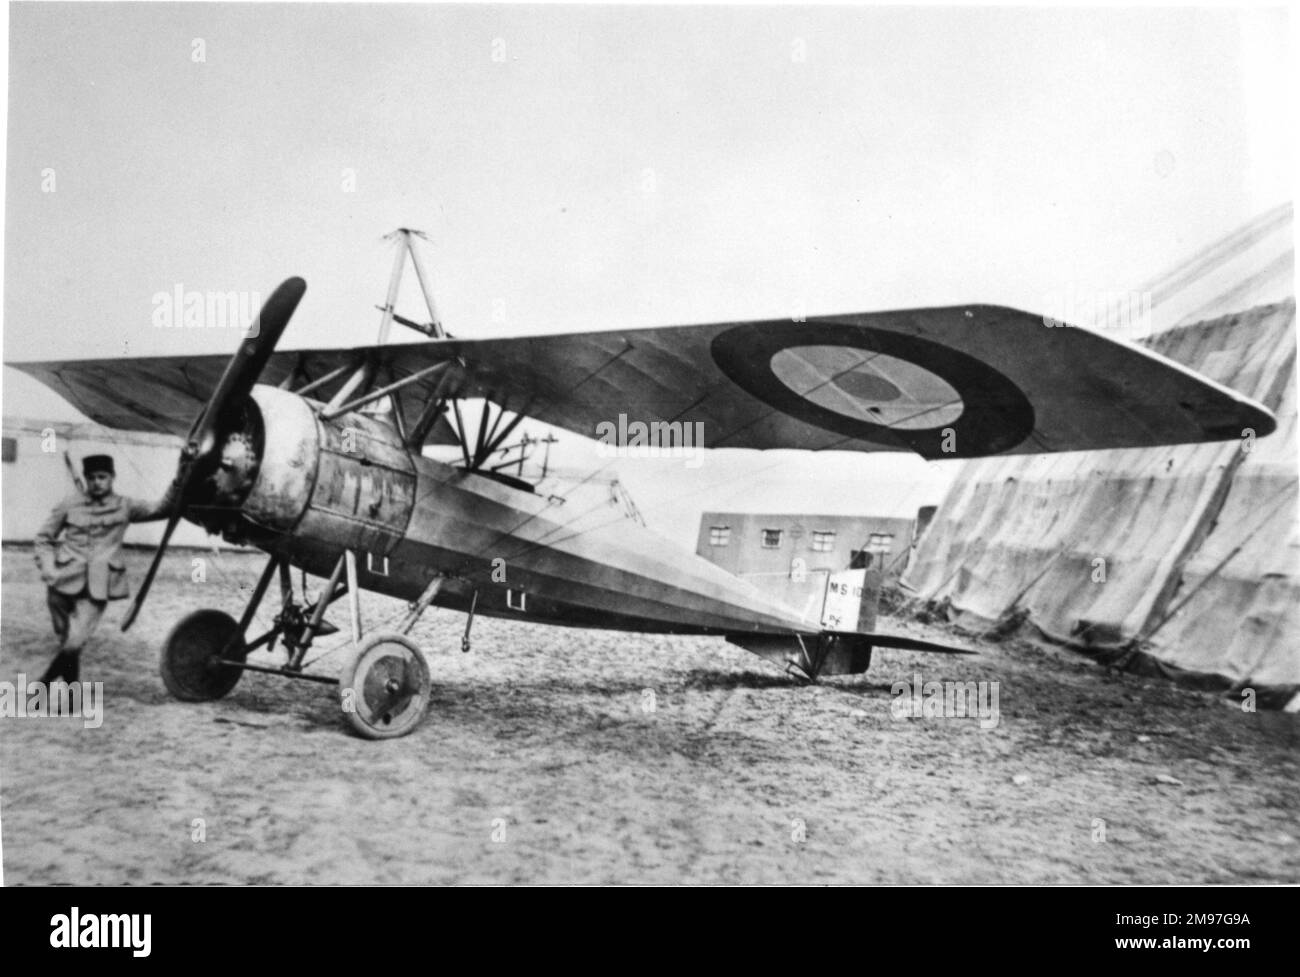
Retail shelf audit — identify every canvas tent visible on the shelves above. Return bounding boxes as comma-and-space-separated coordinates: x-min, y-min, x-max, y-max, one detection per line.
903, 206, 1298, 706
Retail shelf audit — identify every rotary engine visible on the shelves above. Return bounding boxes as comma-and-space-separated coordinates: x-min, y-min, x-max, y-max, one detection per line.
190, 385, 417, 555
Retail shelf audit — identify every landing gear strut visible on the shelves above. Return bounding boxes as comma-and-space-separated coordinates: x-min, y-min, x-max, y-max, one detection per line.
157, 552, 444, 739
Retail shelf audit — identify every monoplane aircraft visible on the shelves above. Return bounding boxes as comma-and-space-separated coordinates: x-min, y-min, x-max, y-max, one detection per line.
10, 231, 1276, 736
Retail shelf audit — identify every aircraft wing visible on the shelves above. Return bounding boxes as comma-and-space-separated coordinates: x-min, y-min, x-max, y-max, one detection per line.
8, 304, 1275, 458
8, 347, 365, 441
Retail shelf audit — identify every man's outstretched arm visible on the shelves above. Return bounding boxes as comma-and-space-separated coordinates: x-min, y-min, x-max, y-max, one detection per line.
126, 479, 181, 523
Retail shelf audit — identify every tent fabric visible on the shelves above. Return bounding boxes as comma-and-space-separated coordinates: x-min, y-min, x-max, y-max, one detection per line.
903, 300, 1298, 700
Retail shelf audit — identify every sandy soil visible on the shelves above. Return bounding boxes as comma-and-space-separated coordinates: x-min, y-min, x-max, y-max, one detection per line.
1, 545, 1296, 885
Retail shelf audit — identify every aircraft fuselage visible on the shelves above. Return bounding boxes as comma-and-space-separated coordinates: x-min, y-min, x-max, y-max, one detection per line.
197, 386, 816, 641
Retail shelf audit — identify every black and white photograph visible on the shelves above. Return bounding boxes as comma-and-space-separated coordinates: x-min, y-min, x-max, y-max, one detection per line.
0, 0, 1296, 897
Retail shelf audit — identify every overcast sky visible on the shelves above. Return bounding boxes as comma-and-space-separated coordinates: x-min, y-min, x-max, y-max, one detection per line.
2, 3, 1292, 540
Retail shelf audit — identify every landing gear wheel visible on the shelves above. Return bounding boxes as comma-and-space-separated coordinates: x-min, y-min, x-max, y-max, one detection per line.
338, 632, 431, 739
161, 609, 247, 702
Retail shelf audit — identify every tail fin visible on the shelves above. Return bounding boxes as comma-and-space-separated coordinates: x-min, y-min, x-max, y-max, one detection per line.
724, 561, 976, 679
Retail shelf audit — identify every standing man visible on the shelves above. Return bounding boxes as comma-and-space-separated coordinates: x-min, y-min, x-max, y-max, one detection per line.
33, 454, 177, 683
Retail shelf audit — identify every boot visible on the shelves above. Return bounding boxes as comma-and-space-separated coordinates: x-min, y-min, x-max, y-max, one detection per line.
63, 651, 81, 684
38, 652, 72, 685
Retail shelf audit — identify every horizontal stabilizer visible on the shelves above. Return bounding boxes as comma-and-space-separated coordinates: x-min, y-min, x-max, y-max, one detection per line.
729, 627, 976, 679
854, 632, 977, 655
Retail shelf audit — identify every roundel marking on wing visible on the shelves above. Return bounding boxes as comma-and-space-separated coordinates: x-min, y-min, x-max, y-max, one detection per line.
710, 321, 1036, 457
770, 346, 964, 430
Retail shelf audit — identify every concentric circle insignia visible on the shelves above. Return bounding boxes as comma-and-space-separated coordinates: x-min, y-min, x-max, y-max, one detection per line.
710, 321, 1034, 457
770, 346, 965, 430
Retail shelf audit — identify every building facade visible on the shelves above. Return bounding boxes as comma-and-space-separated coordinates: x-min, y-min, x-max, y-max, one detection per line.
695, 510, 919, 622
2, 417, 233, 548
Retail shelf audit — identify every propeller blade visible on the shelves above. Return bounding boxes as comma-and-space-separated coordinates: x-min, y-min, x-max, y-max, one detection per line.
124, 276, 307, 631
121, 510, 182, 631
187, 277, 307, 458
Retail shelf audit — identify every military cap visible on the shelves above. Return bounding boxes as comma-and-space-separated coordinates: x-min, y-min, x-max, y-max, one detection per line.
82, 454, 116, 477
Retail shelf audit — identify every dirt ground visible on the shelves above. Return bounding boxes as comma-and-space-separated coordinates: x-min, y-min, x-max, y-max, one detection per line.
1, 544, 1296, 885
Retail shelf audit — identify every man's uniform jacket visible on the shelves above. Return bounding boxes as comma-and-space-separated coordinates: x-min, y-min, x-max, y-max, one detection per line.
34, 491, 173, 601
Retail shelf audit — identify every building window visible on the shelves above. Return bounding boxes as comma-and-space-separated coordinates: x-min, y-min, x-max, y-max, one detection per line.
810, 530, 836, 552
0, 437, 15, 463
867, 532, 894, 553
761, 528, 783, 549
709, 526, 731, 547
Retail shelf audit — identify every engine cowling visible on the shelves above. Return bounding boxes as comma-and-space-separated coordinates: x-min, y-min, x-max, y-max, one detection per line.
195, 385, 417, 555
